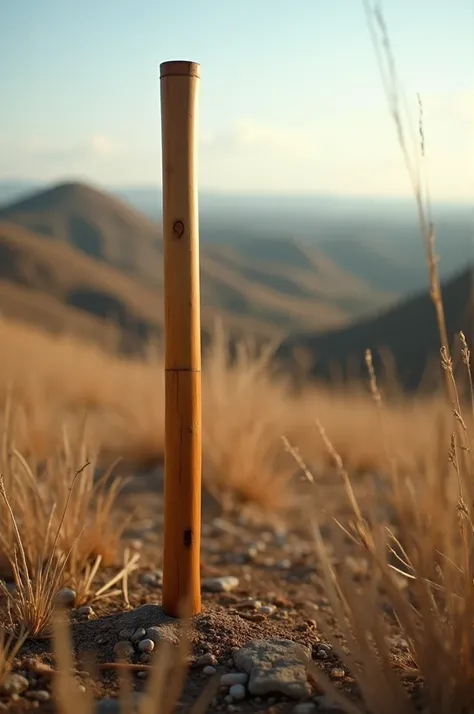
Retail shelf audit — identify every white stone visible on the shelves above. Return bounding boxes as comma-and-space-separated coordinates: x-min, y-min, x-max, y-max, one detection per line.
138, 639, 155, 653
221, 673, 248, 687
202, 576, 239, 593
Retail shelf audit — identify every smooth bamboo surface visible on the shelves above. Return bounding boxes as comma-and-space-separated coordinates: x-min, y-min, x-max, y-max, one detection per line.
160, 60, 202, 617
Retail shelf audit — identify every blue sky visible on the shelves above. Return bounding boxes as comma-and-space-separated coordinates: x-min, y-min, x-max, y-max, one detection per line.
0, 0, 472, 201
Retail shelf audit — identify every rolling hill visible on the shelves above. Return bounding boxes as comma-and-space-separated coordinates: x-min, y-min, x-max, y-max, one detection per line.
276, 266, 474, 391
0, 181, 398, 348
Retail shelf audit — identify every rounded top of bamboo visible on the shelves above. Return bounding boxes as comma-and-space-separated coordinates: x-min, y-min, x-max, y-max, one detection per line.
160, 61, 200, 79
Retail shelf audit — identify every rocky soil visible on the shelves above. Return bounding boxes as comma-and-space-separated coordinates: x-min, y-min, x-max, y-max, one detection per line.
0, 466, 415, 714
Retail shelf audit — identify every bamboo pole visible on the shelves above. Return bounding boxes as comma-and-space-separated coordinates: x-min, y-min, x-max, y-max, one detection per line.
160, 60, 202, 617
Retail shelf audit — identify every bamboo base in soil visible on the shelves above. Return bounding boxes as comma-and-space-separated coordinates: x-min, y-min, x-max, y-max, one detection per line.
162, 368, 202, 617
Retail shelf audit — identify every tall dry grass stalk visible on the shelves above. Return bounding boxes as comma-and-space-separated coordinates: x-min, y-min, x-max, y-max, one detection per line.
301, 341, 474, 713
363, 0, 457, 406
289, 4, 474, 711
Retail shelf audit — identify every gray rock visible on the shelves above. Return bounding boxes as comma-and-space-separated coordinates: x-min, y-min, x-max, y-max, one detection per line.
0, 673, 29, 695
221, 673, 248, 687
233, 639, 311, 700
138, 639, 155, 654
203, 665, 217, 676
202, 576, 239, 593
131, 627, 147, 643
145, 625, 178, 646
197, 653, 217, 667
118, 627, 136, 640
229, 683, 246, 701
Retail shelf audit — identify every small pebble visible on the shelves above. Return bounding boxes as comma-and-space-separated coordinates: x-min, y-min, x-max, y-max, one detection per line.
140, 571, 163, 587
221, 673, 248, 687
137, 671, 148, 679
113, 641, 134, 661
138, 639, 155, 654
0, 673, 29, 695
229, 684, 246, 701
26, 691, 50, 702
197, 653, 217, 667
293, 704, 316, 714
236, 598, 260, 609
330, 667, 345, 679
202, 576, 239, 593
77, 605, 94, 617
224, 695, 233, 705
259, 605, 276, 616
228, 704, 241, 712
54, 588, 76, 607
318, 643, 332, 656
131, 628, 147, 643
25, 660, 55, 677
119, 627, 136, 640
202, 666, 217, 676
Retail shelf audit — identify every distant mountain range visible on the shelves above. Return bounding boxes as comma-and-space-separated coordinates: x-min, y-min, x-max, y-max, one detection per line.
3, 180, 470, 296
0, 179, 471, 389
0, 181, 398, 352
276, 266, 473, 390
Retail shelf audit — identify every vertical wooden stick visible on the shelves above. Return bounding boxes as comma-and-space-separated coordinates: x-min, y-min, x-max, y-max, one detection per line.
160, 60, 202, 617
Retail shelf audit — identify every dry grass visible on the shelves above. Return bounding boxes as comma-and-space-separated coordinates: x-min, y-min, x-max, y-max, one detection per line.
281, 3, 474, 713
0, 314, 458, 515
291, 339, 474, 714
0, 627, 28, 690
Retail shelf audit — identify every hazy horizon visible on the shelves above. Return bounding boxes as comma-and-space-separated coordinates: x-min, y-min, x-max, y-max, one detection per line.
1, 0, 473, 203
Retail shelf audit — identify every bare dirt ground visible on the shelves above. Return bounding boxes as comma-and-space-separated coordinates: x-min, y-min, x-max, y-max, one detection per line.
0, 465, 419, 714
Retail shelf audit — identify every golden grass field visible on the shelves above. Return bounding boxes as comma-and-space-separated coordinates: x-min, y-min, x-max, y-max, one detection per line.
0, 314, 458, 509
1, 4, 473, 713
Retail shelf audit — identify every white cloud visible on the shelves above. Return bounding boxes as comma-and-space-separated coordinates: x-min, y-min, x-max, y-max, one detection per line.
201, 119, 317, 157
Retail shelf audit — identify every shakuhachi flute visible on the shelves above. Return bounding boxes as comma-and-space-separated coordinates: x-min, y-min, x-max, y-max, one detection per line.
160, 60, 202, 617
